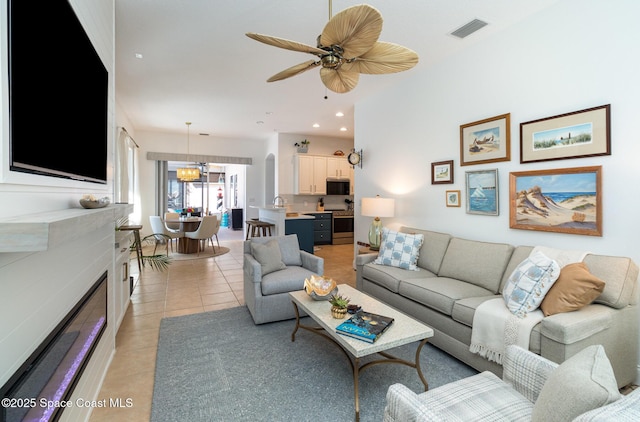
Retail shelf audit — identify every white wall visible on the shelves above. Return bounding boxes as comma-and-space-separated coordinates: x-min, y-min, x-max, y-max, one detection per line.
354, 0, 640, 380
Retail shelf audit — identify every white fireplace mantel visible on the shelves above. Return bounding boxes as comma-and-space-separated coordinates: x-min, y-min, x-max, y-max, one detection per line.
0, 204, 133, 253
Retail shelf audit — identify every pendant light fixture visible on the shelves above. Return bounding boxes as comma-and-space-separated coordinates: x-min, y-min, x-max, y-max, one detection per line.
177, 122, 200, 182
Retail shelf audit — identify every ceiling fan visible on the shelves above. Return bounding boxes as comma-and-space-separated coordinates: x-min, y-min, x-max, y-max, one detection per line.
245, 2, 419, 93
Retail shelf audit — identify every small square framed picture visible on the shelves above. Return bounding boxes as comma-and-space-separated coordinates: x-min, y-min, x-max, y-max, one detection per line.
446, 190, 461, 207
431, 160, 454, 184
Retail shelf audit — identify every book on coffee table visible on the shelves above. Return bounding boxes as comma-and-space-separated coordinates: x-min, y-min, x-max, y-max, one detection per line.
335, 310, 394, 343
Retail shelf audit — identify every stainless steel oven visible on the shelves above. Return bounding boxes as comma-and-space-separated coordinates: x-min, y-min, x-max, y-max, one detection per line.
331, 210, 354, 245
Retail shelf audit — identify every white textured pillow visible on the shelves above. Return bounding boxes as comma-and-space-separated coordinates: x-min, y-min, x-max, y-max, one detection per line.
532, 345, 621, 422
374, 228, 424, 271
502, 250, 560, 318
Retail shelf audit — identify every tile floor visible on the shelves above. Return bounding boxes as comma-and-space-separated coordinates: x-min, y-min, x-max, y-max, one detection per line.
89, 230, 356, 421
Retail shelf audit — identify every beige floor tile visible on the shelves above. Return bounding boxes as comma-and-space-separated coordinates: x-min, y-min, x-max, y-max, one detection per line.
89, 238, 353, 422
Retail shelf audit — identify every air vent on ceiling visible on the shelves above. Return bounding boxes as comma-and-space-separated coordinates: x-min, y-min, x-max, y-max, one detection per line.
450, 19, 488, 39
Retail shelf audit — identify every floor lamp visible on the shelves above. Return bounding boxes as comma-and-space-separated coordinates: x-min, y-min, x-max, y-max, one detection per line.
361, 195, 395, 251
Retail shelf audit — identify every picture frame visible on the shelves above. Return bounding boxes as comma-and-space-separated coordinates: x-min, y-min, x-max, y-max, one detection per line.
509, 166, 602, 236
446, 190, 460, 207
460, 113, 511, 166
431, 160, 454, 184
465, 169, 499, 215
520, 104, 610, 163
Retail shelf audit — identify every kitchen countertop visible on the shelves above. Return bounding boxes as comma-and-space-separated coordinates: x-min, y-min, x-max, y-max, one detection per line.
285, 214, 315, 220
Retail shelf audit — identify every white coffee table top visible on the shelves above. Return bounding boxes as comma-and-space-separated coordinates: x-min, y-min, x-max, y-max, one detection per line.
289, 284, 434, 358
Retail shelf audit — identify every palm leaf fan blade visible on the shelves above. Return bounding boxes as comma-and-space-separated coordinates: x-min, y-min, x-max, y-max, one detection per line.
320, 68, 359, 93
245, 32, 326, 55
320, 5, 383, 58
267, 60, 319, 82
342, 42, 419, 74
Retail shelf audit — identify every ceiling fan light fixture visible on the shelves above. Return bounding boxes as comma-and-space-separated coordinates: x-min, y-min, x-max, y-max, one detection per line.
246, 3, 418, 94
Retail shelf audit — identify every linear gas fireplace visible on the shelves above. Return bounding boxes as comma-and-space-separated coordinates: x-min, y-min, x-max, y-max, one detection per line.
1, 272, 108, 422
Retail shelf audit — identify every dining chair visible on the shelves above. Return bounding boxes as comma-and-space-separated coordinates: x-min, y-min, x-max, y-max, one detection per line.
184, 215, 218, 255
164, 212, 180, 221
211, 213, 221, 252
149, 216, 182, 255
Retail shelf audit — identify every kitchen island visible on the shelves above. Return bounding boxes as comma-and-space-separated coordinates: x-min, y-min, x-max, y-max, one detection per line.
252, 206, 315, 253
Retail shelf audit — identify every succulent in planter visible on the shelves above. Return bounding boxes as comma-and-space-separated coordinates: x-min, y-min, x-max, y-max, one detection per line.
329, 293, 350, 319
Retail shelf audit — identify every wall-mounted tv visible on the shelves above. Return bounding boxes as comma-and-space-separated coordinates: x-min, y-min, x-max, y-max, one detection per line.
8, 0, 108, 184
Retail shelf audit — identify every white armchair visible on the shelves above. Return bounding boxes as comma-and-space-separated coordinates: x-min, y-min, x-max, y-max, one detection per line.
384, 344, 627, 422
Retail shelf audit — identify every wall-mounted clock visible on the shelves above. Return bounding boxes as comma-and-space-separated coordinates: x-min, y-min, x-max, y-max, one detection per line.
348, 149, 362, 168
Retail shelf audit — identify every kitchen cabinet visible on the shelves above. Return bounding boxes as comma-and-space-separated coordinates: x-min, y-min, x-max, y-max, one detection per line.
327, 156, 354, 193
285, 217, 314, 254
294, 155, 327, 194
327, 156, 350, 178
306, 212, 332, 245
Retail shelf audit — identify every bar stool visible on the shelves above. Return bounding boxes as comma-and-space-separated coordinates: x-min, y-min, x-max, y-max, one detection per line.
245, 220, 275, 239
118, 225, 144, 269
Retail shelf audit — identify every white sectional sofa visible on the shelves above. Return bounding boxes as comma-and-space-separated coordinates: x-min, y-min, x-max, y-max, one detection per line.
355, 226, 639, 388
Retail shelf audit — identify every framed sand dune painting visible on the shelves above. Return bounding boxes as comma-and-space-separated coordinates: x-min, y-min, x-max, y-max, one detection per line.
509, 166, 602, 236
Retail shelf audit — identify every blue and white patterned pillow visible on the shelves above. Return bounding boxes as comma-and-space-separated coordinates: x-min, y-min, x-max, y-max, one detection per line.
374, 228, 424, 271
503, 250, 560, 318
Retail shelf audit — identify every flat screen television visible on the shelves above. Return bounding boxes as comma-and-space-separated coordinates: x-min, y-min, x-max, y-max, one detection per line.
8, 0, 108, 184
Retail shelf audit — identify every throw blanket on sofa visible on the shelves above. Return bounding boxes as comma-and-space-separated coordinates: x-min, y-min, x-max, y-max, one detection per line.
469, 247, 589, 364
470, 298, 544, 364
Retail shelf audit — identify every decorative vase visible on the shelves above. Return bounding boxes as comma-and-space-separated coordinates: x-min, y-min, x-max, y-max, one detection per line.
297, 146, 308, 153
331, 306, 348, 319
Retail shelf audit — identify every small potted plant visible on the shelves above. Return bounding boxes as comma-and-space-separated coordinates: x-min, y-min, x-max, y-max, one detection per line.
294, 139, 310, 153
329, 293, 350, 319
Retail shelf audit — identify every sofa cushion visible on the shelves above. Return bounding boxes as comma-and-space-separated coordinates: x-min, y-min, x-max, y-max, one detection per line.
573, 387, 640, 421
363, 263, 436, 294
583, 254, 639, 309
250, 239, 286, 275
531, 345, 621, 422
500, 246, 534, 292
260, 266, 313, 296
400, 227, 451, 274
503, 251, 560, 318
400, 277, 495, 316
402, 371, 534, 421
451, 295, 501, 327
438, 238, 514, 293
540, 262, 605, 316
374, 228, 424, 271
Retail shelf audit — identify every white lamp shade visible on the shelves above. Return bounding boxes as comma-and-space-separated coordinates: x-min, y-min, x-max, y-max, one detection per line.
361, 196, 395, 218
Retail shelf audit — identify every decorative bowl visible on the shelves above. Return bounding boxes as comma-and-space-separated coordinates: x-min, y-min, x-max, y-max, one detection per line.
79, 197, 110, 209
304, 275, 338, 301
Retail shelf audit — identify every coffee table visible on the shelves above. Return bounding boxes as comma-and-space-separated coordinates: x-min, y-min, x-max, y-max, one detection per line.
289, 284, 434, 421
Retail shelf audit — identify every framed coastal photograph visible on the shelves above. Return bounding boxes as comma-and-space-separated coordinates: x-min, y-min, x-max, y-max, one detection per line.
431, 160, 454, 184
465, 169, 499, 215
460, 113, 511, 166
509, 166, 602, 236
520, 104, 610, 163
446, 190, 461, 207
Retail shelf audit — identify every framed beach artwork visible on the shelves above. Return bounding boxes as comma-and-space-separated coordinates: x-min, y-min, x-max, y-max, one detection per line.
520, 104, 610, 163
460, 113, 511, 166
431, 160, 454, 184
446, 190, 461, 207
465, 169, 499, 215
509, 166, 602, 236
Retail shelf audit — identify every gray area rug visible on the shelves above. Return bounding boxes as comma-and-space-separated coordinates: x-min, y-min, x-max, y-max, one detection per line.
151, 306, 477, 422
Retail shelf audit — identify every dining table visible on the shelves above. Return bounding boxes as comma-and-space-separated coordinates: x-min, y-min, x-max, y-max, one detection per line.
166, 217, 202, 254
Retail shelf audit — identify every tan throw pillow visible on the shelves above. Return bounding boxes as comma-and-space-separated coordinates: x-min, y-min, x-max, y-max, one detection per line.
540, 262, 605, 317
251, 239, 286, 276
